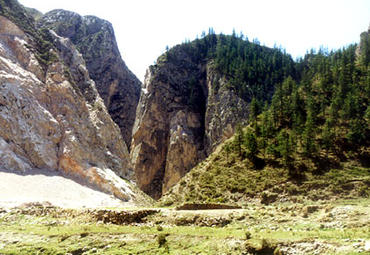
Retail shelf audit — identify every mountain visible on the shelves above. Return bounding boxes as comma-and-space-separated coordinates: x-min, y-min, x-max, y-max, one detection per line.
161, 29, 370, 205
0, 0, 148, 204
131, 33, 295, 198
38, 9, 141, 148
1, 0, 368, 207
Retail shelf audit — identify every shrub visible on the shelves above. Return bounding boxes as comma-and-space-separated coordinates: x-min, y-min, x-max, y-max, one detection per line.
156, 225, 163, 231
245, 231, 252, 240
261, 191, 278, 205
157, 233, 167, 247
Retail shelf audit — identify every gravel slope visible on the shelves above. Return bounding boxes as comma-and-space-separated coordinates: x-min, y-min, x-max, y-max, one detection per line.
0, 169, 131, 208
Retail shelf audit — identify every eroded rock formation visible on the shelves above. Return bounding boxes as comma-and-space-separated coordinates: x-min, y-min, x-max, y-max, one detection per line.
356, 25, 369, 63
0, 3, 146, 204
38, 10, 141, 148
131, 45, 249, 199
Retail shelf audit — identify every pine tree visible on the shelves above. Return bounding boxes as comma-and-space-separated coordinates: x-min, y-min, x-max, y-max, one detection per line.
234, 123, 244, 159
244, 128, 258, 164
291, 84, 304, 133
277, 129, 291, 167
365, 105, 370, 122
249, 97, 259, 131
281, 77, 295, 120
342, 90, 361, 120
270, 83, 283, 128
347, 119, 366, 144
328, 92, 341, 135
322, 118, 335, 152
224, 143, 232, 162
260, 103, 270, 158
302, 107, 316, 157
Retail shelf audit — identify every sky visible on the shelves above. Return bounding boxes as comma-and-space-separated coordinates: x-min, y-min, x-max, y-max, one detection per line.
19, 0, 370, 81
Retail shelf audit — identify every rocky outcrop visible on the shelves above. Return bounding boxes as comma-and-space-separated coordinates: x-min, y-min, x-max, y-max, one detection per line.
204, 64, 249, 154
356, 25, 369, 64
38, 10, 141, 148
0, 4, 147, 204
131, 45, 249, 199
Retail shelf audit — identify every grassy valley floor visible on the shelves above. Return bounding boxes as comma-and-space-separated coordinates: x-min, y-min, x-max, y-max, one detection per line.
0, 197, 369, 255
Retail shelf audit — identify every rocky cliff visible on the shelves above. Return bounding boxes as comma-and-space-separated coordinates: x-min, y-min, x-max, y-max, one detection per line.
131, 40, 266, 198
0, 0, 147, 204
131, 35, 295, 198
38, 10, 141, 148
357, 25, 369, 64
131, 46, 207, 199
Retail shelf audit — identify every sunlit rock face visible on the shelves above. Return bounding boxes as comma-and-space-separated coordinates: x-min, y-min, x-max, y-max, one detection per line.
38, 10, 141, 148
131, 46, 249, 199
356, 25, 369, 61
0, 8, 146, 204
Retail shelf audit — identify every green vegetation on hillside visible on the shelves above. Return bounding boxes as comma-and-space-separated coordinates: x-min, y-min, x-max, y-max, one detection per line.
156, 30, 296, 103
161, 138, 369, 205
0, 0, 57, 69
161, 31, 369, 206
243, 42, 370, 176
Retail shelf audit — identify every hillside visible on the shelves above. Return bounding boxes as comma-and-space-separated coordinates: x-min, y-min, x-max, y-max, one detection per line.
161, 28, 370, 206
131, 32, 296, 198
0, 0, 149, 205
160, 137, 369, 206
38, 9, 141, 148
0, 1, 369, 254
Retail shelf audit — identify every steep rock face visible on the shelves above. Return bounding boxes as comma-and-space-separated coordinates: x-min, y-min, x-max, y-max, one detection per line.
38, 10, 141, 148
357, 26, 369, 64
0, 7, 145, 204
204, 64, 249, 154
131, 48, 207, 199
131, 46, 249, 199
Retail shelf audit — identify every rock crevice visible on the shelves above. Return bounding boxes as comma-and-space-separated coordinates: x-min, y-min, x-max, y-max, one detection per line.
131, 47, 249, 199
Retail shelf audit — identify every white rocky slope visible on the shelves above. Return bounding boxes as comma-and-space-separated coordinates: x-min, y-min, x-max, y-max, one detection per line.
0, 14, 149, 206
0, 168, 130, 208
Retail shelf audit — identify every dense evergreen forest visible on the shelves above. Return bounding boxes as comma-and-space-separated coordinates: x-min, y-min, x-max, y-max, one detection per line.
158, 29, 296, 103
161, 29, 369, 206
229, 32, 368, 176
240, 33, 369, 176
163, 29, 369, 178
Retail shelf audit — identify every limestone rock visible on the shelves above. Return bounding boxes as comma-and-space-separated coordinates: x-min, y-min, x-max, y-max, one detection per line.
0, 9, 146, 204
38, 10, 141, 148
163, 110, 202, 193
356, 25, 369, 63
0, 137, 32, 171
131, 46, 248, 198
131, 46, 208, 199
204, 64, 249, 154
